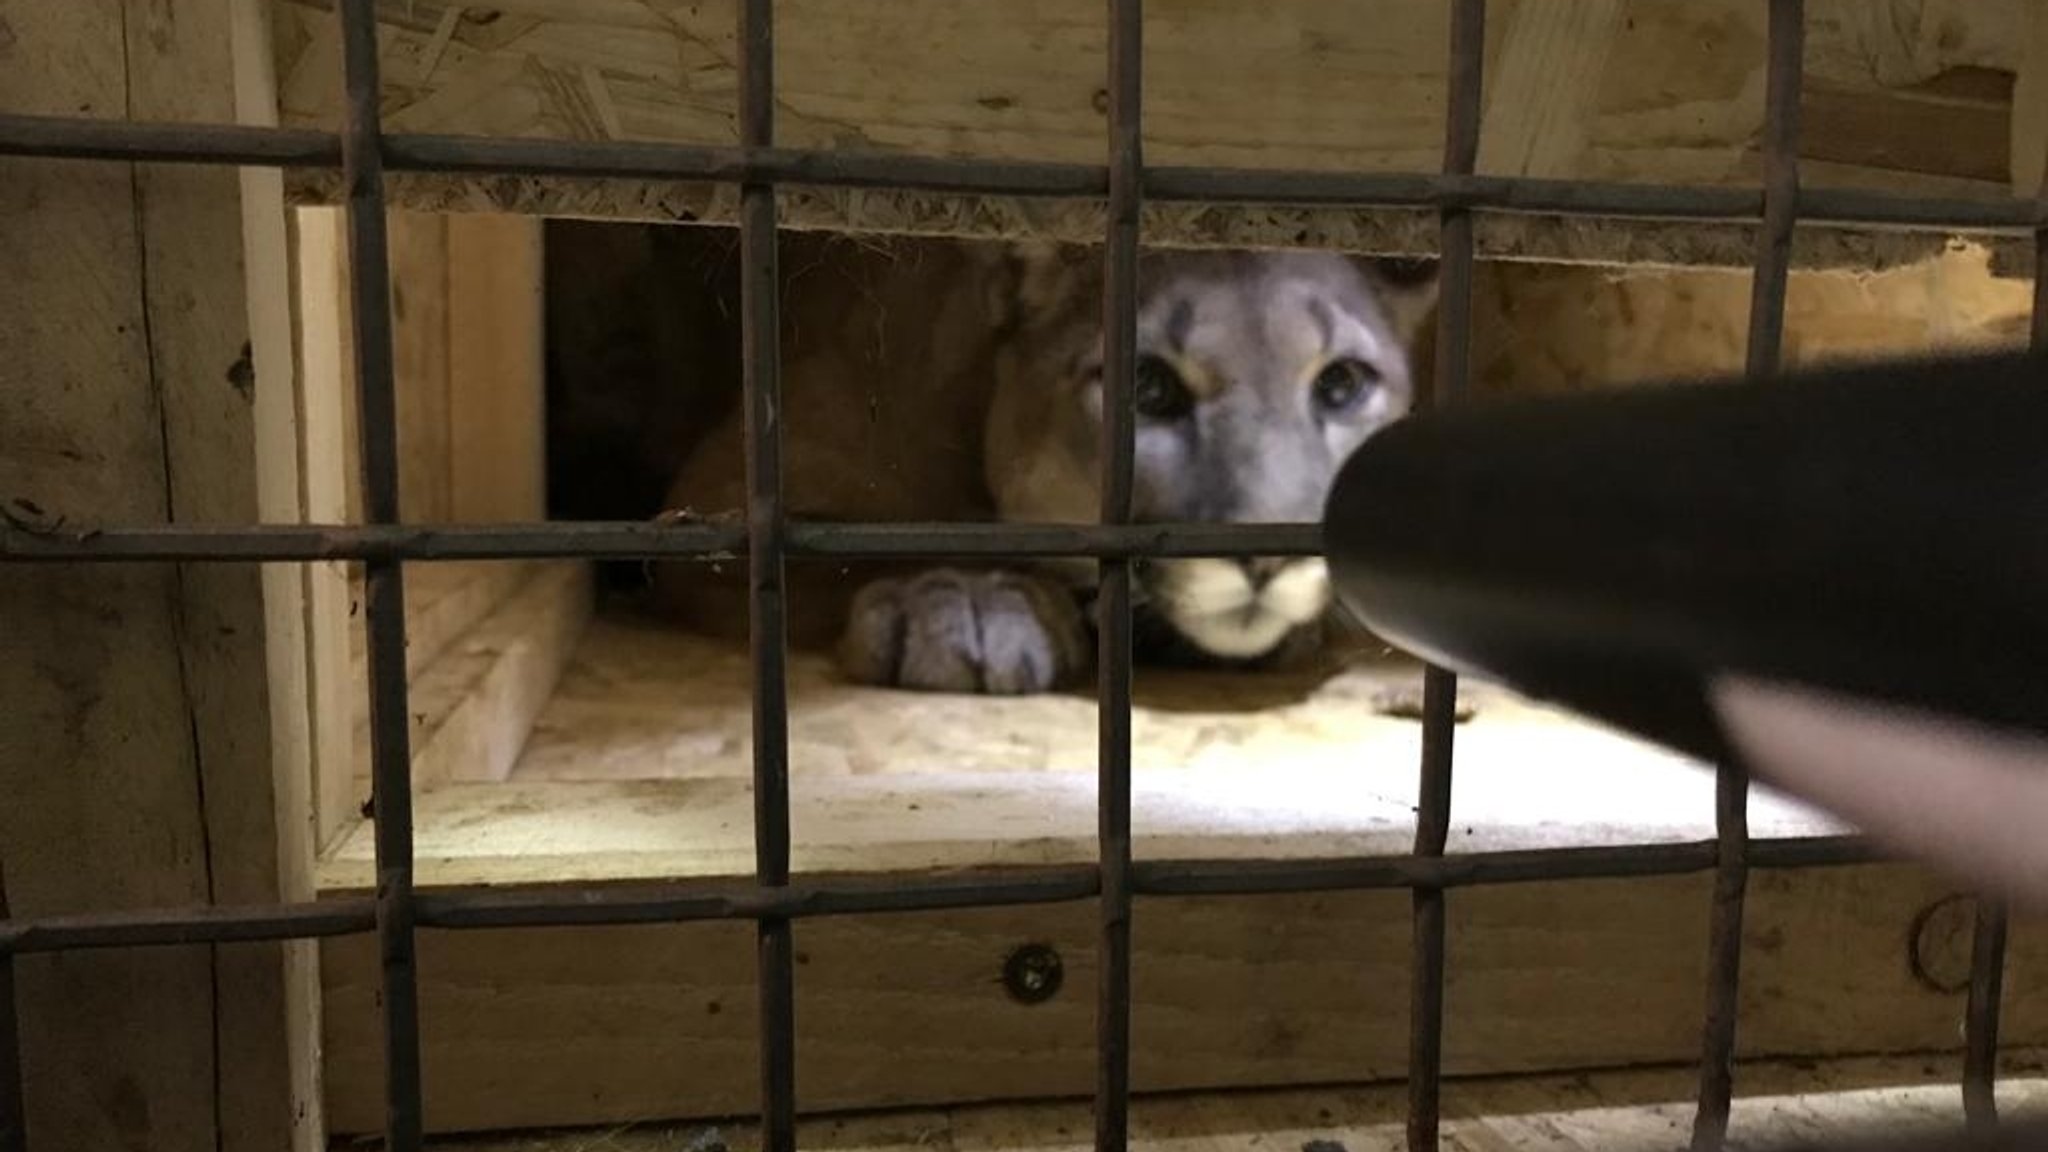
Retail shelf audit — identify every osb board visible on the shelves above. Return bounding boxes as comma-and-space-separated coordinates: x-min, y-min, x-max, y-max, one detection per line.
316, 604, 1858, 889
319, 866, 2048, 1134
401, 1052, 2048, 1152
268, 0, 2037, 269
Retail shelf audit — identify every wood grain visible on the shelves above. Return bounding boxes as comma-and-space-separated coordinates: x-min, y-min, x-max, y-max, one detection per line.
317, 863, 2047, 1134
385, 1052, 2048, 1152
266, 0, 2034, 266
0, 1, 309, 1149
446, 213, 548, 525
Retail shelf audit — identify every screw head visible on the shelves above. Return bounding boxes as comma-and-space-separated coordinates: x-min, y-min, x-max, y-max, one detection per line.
1002, 943, 1064, 1005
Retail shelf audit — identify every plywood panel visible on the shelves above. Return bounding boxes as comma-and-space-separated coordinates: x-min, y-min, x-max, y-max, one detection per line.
266, 0, 2035, 268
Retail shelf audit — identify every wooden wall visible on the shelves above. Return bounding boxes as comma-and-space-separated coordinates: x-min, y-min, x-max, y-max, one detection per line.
269, 0, 2046, 271
0, 2, 317, 1150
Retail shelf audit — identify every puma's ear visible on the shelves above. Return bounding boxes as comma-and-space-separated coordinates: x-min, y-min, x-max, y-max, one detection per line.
1362, 256, 1440, 347
993, 241, 1097, 331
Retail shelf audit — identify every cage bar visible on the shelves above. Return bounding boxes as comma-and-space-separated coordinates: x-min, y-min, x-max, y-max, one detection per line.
1405, 3, 1486, 1151
0, 521, 1325, 564
1, 867, 22, 1152
0, 834, 1896, 955
1964, 903, 2010, 1128
0, 0, 2038, 1147
1689, 3, 1805, 1149
1961, 223, 2048, 1130
336, 0, 428, 1148
1093, 1, 1144, 1149
731, 0, 800, 1148
10, 112, 2047, 234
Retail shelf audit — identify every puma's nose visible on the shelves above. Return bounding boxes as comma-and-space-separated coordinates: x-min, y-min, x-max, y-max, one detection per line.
1237, 557, 1289, 590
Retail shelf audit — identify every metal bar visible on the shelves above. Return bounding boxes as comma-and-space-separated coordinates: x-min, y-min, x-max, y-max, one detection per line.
734, 0, 798, 1148
337, 1, 425, 1148
1963, 902, 2009, 1128
1408, 4, 1485, 1150
1095, 2, 1144, 1150
385, 133, 1109, 197
7, 113, 2048, 233
0, 834, 1891, 952
1691, 4, 1804, 1149
414, 868, 1104, 929
0, 521, 1319, 564
0, 113, 339, 167
0, 900, 378, 954
1960, 221, 2047, 1131
0, 867, 23, 1152
1137, 836, 1887, 897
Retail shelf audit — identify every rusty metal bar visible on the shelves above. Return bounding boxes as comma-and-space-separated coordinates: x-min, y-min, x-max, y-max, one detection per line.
1137, 835, 1885, 897
8, 112, 2046, 234
0, 521, 1322, 564
0, 900, 377, 953
337, 0, 425, 1148
1095, 1, 1144, 1149
0, 867, 22, 1152
734, 0, 798, 1148
1961, 223, 2047, 1131
1407, 4, 1486, 1151
1691, 4, 1804, 1150
0, 113, 339, 166
0, 833, 1891, 950
1963, 901, 2009, 1128
0, 835, 1894, 945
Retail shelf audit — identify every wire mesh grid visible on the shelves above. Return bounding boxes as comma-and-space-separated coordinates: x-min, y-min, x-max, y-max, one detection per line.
0, 0, 2038, 1150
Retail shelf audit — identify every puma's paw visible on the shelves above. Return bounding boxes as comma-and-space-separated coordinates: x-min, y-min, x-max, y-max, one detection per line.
838, 569, 1090, 695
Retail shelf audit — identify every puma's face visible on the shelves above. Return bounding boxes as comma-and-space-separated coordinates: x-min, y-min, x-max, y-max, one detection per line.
987, 248, 1436, 664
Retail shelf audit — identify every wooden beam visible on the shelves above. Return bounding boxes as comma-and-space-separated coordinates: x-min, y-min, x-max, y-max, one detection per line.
447, 214, 548, 524
1475, 0, 1625, 179
1, 1, 312, 1149
290, 205, 365, 858
352, 562, 593, 792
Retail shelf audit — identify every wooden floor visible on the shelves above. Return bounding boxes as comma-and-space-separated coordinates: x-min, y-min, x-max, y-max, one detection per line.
320, 607, 1852, 890
407, 1053, 2048, 1152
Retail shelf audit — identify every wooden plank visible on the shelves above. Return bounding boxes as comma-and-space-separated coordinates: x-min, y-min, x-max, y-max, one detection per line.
228, 3, 329, 1145
345, 561, 541, 684
291, 205, 366, 856
0, 1, 218, 1145
0, 1, 307, 1149
390, 210, 453, 523
403, 562, 594, 789
1803, 70, 2014, 186
316, 857, 2048, 1134
1475, 0, 1625, 179
446, 213, 547, 524
372, 1052, 2048, 1152
124, 1, 323, 1147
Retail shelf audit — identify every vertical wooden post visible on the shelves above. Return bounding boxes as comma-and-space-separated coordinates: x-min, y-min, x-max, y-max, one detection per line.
0, 1, 319, 1148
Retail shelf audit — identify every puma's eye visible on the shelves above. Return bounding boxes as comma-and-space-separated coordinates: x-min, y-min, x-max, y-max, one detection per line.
1132, 355, 1194, 420
1312, 358, 1382, 414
